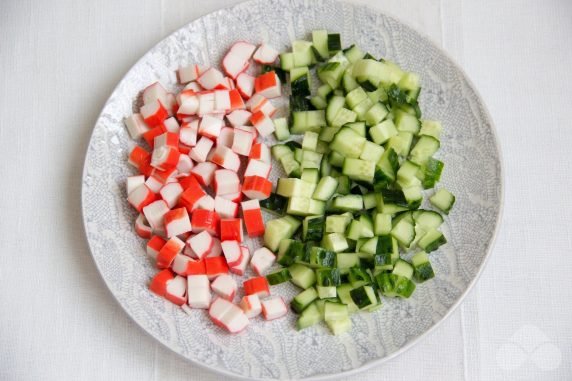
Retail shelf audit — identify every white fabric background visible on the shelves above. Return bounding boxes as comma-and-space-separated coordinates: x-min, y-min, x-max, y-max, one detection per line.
1, 0, 571, 380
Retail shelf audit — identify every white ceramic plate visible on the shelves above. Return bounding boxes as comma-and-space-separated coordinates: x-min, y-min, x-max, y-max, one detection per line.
82, 0, 503, 379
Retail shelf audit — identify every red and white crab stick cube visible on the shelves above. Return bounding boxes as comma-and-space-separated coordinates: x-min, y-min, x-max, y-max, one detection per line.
160, 182, 183, 208
190, 136, 214, 163
197, 67, 226, 90
198, 92, 215, 115
140, 99, 169, 127
254, 71, 281, 99
135, 214, 152, 239
230, 246, 250, 276
236, 125, 258, 142
250, 247, 276, 275
205, 256, 229, 280
177, 154, 194, 175
143, 82, 168, 105
220, 191, 243, 203
208, 237, 223, 257
199, 114, 224, 139
174, 254, 206, 275
165, 275, 187, 306
187, 231, 214, 259
253, 43, 279, 64
127, 175, 145, 195
178, 176, 206, 212
128, 184, 157, 212
250, 110, 275, 137
243, 276, 270, 298
191, 162, 217, 187
164, 207, 192, 238
151, 146, 179, 171
177, 95, 199, 117
147, 236, 166, 260
244, 159, 271, 178
242, 176, 272, 200
208, 297, 249, 333
246, 94, 276, 116
183, 81, 203, 92
211, 274, 238, 301
261, 296, 288, 321
143, 199, 170, 231
179, 120, 199, 147
124, 113, 151, 139
195, 194, 215, 211
128, 146, 152, 176
217, 127, 234, 148
213, 169, 241, 196
228, 89, 246, 111
191, 209, 220, 236
239, 294, 262, 318
157, 236, 185, 269
236, 72, 255, 99
213, 90, 231, 113
249, 142, 271, 164
209, 146, 241, 172
231, 128, 254, 156
221, 240, 243, 267
241, 199, 265, 237
220, 218, 243, 242
214, 196, 238, 218
222, 41, 256, 79
226, 109, 252, 127
162, 117, 180, 133
149, 269, 174, 297
187, 275, 211, 309
178, 64, 206, 84
154, 131, 179, 148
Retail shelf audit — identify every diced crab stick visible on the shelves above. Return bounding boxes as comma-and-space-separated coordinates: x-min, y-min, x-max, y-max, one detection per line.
243, 276, 270, 298
250, 110, 276, 137
191, 209, 220, 236
135, 213, 152, 239
178, 175, 199, 191
261, 296, 288, 320
228, 89, 246, 111
178, 64, 206, 84
189, 136, 214, 163
124, 113, 151, 139
143, 199, 170, 231
151, 146, 179, 171
162, 117, 180, 133
239, 294, 262, 318
250, 247, 276, 276
145, 176, 163, 193
226, 109, 252, 127
213, 169, 240, 196
128, 184, 157, 212
194, 194, 215, 211
209, 146, 241, 172
160, 182, 183, 208
142, 82, 168, 105
162, 93, 178, 117
171, 254, 192, 275
221, 240, 243, 267
184, 81, 203, 92
140, 99, 169, 127
242, 176, 272, 200
164, 207, 192, 238
176, 89, 197, 106
214, 196, 238, 218
190, 162, 217, 187
149, 269, 175, 297
176, 153, 194, 175
246, 94, 276, 116
178, 178, 206, 212
253, 43, 279, 64
205, 256, 229, 280
230, 246, 250, 276
142, 125, 166, 148
241, 199, 265, 237
220, 191, 243, 203
147, 235, 167, 260
209, 297, 249, 333
165, 275, 187, 305
249, 142, 271, 164
220, 218, 243, 242
199, 115, 224, 140
211, 274, 238, 301
222, 41, 256, 79
128, 145, 153, 176
126, 175, 145, 195
235, 125, 258, 142
236, 72, 255, 99
244, 159, 271, 178
231, 128, 254, 156
179, 120, 199, 147
213, 90, 231, 113
197, 67, 225, 90
177, 95, 199, 117
150, 167, 177, 186
225, 77, 235, 89
187, 231, 214, 259
157, 236, 185, 269
154, 132, 179, 149
187, 275, 211, 309
198, 92, 215, 115
207, 237, 223, 257
217, 127, 234, 148
254, 71, 281, 98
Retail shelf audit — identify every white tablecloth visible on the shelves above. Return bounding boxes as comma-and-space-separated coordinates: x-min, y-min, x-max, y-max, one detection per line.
1, 0, 571, 380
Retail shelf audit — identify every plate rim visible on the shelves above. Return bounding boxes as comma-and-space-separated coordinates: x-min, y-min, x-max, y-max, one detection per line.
81, 0, 505, 379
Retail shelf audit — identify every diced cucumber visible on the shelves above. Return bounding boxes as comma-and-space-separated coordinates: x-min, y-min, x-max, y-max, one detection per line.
336, 284, 359, 313
343, 44, 364, 63
397, 160, 422, 188
345, 121, 366, 137
374, 213, 392, 235
280, 153, 301, 177
326, 95, 346, 125
291, 110, 326, 134
346, 87, 368, 109
392, 259, 414, 279
419, 120, 443, 139
301, 168, 320, 184
342, 158, 375, 183
327, 33, 342, 54
348, 267, 372, 288
312, 176, 339, 201
414, 210, 444, 229
420, 158, 444, 189
409, 135, 440, 166
343, 65, 360, 93
302, 131, 319, 151
369, 119, 397, 145
391, 219, 415, 247
303, 215, 325, 241
271, 144, 292, 160
331, 194, 363, 212
336, 253, 359, 270
430, 188, 456, 214
319, 126, 341, 143
318, 61, 346, 89
302, 150, 323, 170
374, 147, 398, 189
335, 175, 351, 195
350, 285, 377, 309
411, 251, 435, 282
277, 178, 315, 198
402, 185, 423, 209
330, 127, 366, 159
381, 189, 409, 209
386, 132, 414, 157
291, 287, 319, 313
352, 98, 374, 121
364, 102, 389, 126
264, 216, 301, 251
309, 246, 336, 268
417, 228, 447, 253
325, 213, 352, 233
363, 193, 378, 210
289, 264, 317, 290
266, 268, 292, 285
287, 197, 325, 216
394, 109, 420, 133
331, 108, 357, 128
322, 232, 349, 252
277, 239, 303, 266
296, 302, 323, 330
310, 96, 327, 110
312, 30, 329, 59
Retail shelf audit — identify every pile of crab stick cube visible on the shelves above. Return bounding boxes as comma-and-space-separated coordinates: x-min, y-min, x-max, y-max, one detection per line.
124, 41, 288, 333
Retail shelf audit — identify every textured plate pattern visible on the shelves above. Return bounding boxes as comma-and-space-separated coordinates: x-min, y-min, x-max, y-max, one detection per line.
82, 0, 502, 379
